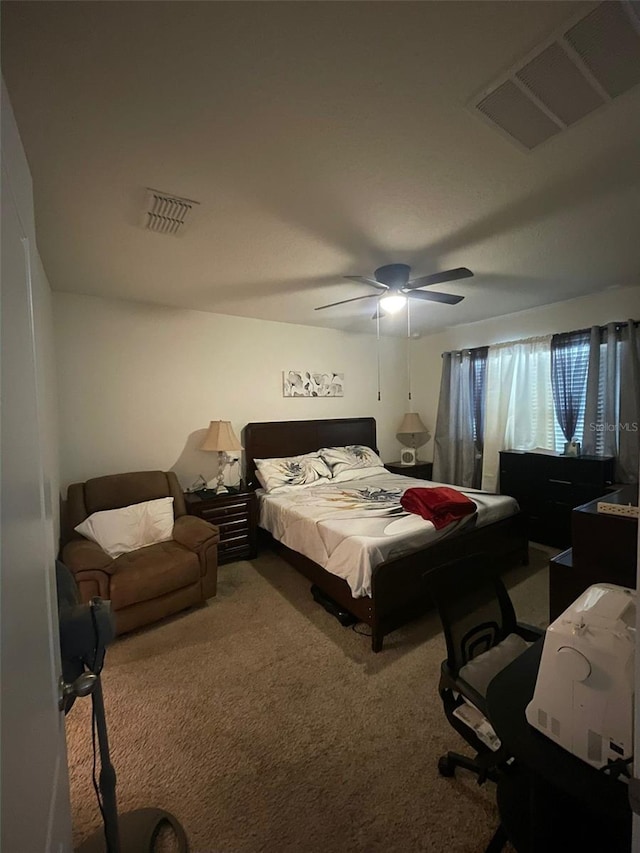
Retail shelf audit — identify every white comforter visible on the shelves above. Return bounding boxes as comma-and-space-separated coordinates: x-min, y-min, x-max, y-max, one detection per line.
258, 471, 519, 598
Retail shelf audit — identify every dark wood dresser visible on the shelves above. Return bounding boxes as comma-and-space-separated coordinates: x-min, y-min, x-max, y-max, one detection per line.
499, 451, 615, 547
184, 485, 258, 564
549, 485, 638, 619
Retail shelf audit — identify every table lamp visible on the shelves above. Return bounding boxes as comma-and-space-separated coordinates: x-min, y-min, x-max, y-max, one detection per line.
396, 412, 431, 465
200, 420, 243, 493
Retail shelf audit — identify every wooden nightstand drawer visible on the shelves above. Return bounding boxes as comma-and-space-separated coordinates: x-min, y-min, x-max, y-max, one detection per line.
184, 485, 258, 564
200, 504, 250, 524
214, 517, 249, 537
201, 499, 251, 518
219, 533, 250, 552
220, 541, 252, 562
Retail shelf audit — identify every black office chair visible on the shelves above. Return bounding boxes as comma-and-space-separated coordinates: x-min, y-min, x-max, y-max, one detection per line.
430, 554, 544, 853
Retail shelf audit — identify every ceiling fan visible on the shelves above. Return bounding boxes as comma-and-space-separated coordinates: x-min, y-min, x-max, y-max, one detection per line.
315, 263, 473, 317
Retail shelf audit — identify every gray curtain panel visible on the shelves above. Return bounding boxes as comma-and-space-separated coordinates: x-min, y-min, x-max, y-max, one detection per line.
583, 320, 640, 482
433, 349, 487, 487
619, 321, 640, 482
551, 330, 590, 443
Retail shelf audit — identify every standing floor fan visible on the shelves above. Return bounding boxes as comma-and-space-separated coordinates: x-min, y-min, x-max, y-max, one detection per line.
57, 561, 189, 852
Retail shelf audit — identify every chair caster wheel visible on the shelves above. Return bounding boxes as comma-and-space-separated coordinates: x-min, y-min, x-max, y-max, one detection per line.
438, 755, 455, 777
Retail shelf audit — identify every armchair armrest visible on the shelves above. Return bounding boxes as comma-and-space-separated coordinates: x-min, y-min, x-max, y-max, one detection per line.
172, 515, 219, 552
62, 538, 116, 575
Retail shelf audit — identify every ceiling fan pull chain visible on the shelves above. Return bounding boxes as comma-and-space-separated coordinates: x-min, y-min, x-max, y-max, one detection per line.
407, 301, 412, 403
376, 310, 381, 401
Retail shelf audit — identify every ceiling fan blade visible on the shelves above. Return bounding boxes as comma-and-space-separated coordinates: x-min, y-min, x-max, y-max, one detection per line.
407, 290, 464, 305
344, 275, 388, 291
405, 267, 473, 289
371, 307, 387, 320
315, 294, 378, 310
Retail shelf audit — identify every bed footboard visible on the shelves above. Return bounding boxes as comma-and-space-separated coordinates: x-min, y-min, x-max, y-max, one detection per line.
370, 512, 528, 647
263, 512, 528, 652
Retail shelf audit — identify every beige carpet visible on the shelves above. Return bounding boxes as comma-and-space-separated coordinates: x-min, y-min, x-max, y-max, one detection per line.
66, 545, 552, 853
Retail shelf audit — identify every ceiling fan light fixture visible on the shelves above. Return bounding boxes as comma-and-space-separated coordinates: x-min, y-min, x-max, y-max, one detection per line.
316, 264, 472, 314
379, 294, 407, 314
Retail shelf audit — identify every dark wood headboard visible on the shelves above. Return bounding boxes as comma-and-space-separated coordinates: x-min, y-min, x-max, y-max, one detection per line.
242, 417, 377, 489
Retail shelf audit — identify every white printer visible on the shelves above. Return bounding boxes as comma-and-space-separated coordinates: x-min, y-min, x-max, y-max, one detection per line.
526, 583, 635, 769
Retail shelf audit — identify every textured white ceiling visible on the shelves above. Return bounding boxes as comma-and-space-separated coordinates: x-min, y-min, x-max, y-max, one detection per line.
2, 1, 639, 336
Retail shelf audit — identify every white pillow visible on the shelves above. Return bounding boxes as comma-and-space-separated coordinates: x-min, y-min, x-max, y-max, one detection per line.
255, 452, 332, 493
319, 445, 385, 478
75, 497, 175, 559
331, 465, 388, 484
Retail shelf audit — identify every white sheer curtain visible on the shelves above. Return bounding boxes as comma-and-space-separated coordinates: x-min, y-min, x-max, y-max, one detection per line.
481, 335, 555, 492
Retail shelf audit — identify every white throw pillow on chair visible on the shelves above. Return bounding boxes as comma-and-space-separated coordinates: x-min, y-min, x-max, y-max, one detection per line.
75, 497, 175, 559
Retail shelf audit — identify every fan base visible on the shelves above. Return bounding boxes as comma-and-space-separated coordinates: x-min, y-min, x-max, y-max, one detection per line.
76, 808, 188, 852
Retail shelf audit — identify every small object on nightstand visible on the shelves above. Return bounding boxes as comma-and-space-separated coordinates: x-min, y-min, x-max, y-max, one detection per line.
184, 484, 257, 565
399, 447, 417, 465
385, 461, 433, 480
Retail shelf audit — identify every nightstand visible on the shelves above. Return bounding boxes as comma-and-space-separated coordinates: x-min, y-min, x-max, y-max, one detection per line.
385, 461, 433, 480
184, 485, 258, 564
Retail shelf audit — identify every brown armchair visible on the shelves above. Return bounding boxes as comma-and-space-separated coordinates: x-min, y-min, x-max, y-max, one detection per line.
62, 471, 219, 635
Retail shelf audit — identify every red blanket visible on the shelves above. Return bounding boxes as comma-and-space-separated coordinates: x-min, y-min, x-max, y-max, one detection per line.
400, 486, 477, 530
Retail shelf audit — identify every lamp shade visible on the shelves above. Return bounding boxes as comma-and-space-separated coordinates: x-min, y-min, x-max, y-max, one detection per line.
200, 420, 243, 452
397, 412, 430, 448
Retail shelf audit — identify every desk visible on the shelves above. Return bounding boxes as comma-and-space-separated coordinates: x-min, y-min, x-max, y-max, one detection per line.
549, 485, 638, 620
486, 641, 631, 852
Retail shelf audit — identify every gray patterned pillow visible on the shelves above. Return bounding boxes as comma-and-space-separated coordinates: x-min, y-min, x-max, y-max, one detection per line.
255, 452, 333, 493
319, 445, 385, 478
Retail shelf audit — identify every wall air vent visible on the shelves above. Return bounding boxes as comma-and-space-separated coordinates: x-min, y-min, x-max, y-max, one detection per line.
471, 1, 640, 150
144, 189, 200, 235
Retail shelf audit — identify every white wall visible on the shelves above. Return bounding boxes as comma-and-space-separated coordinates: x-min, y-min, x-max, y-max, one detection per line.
411, 285, 640, 461
54, 293, 411, 491
53, 283, 640, 491
1, 80, 61, 544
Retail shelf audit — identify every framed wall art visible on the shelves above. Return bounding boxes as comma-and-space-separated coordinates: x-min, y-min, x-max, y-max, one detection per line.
283, 371, 344, 397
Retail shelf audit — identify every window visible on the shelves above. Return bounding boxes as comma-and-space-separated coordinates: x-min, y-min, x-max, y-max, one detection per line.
470, 347, 488, 446
551, 335, 623, 456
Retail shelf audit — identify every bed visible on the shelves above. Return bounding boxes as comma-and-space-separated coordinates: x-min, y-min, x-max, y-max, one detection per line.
243, 417, 528, 651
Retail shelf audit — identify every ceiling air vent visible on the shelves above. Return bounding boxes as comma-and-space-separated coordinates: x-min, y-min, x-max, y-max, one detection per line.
476, 79, 561, 149
515, 42, 605, 126
144, 189, 200, 235
471, 1, 640, 150
564, 1, 640, 98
